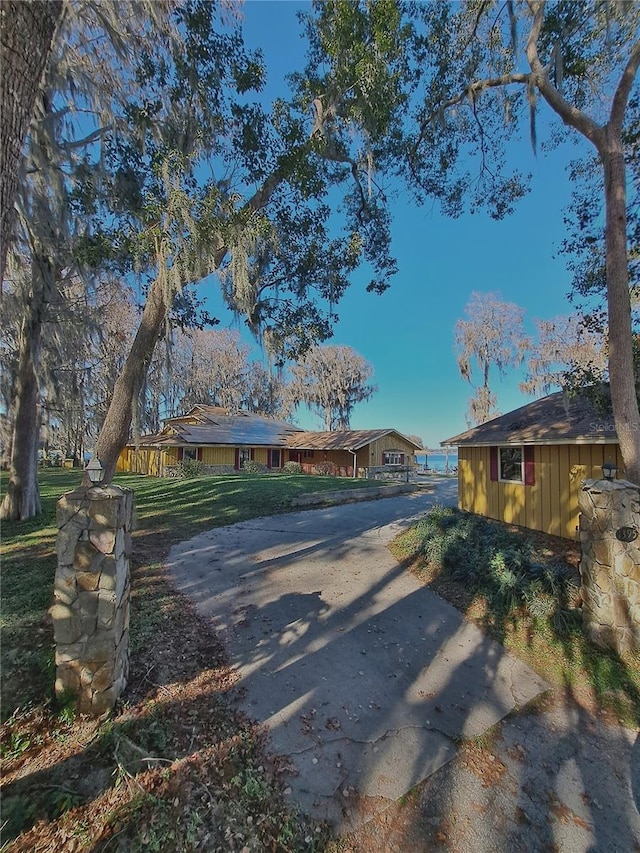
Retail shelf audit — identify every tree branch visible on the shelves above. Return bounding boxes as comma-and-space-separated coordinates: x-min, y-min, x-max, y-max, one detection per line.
414, 71, 531, 154
609, 38, 640, 135
524, 0, 604, 150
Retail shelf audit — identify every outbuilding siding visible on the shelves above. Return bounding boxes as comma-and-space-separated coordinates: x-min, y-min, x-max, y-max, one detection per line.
458, 443, 625, 539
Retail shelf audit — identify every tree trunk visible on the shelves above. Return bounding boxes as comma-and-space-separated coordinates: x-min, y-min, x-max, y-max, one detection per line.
602, 137, 640, 484
0, 252, 54, 520
0, 1, 62, 283
96, 275, 169, 483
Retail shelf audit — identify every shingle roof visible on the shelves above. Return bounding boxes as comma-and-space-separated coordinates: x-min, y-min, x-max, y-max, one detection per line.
441, 391, 618, 446
285, 429, 422, 452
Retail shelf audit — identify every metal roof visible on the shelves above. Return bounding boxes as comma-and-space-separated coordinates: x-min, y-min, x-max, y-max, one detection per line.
441, 391, 618, 446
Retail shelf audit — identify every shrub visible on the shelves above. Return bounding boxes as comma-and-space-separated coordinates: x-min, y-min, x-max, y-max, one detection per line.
313, 462, 335, 476
242, 459, 264, 475
282, 461, 302, 474
401, 506, 579, 626
177, 458, 203, 478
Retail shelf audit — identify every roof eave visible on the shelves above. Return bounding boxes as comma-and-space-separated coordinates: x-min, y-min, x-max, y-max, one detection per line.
447, 436, 620, 447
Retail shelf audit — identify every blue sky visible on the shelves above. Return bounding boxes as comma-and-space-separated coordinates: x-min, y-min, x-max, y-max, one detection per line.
200, 1, 595, 448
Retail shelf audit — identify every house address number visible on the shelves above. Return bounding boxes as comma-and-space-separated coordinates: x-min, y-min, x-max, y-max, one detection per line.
616, 526, 639, 543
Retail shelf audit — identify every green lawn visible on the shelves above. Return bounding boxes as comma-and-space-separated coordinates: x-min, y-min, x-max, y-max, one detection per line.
0, 468, 377, 715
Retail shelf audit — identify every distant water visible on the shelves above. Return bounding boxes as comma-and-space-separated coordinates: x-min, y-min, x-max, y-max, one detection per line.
416, 452, 458, 472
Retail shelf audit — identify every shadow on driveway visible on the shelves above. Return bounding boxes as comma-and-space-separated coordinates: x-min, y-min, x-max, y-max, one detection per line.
168, 482, 546, 829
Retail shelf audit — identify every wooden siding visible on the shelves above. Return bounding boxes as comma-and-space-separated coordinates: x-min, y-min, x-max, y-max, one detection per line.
458, 443, 624, 539
368, 435, 417, 468
201, 446, 235, 466
253, 448, 268, 465
117, 446, 178, 476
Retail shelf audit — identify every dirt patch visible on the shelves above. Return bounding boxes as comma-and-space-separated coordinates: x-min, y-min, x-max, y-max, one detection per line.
1, 533, 326, 851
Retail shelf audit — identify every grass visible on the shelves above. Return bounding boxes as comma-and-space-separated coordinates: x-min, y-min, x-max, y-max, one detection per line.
116, 468, 378, 539
391, 504, 640, 727
1, 467, 375, 850
0, 469, 377, 714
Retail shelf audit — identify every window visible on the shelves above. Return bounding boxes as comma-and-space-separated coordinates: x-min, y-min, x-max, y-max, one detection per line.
499, 446, 523, 482
302, 450, 314, 459
183, 447, 197, 461
238, 448, 251, 466
383, 451, 405, 466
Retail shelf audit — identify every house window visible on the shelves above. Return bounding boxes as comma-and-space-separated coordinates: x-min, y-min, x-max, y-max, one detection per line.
183, 447, 197, 461
499, 446, 523, 482
383, 451, 405, 466
302, 450, 314, 459
238, 448, 251, 466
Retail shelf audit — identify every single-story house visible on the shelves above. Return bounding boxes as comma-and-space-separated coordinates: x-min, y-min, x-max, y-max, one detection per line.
286, 428, 421, 477
117, 405, 421, 478
442, 391, 626, 540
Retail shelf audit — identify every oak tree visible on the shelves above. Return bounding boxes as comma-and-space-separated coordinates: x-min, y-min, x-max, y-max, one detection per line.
406, 0, 640, 478
287, 344, 376, 430
455, 292, 528, 425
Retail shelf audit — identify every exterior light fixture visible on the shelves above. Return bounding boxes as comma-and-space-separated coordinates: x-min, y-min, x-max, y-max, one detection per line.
86, 454, 105, 485
602, 461, 617, 481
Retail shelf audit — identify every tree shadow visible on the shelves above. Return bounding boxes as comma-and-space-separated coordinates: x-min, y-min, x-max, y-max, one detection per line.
164, 499, 549, 835
369, 507, 640, 851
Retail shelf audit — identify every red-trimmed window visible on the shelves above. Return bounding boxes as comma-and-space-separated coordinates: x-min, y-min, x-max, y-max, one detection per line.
235, 448, 255, 470
489, 446, 535, 485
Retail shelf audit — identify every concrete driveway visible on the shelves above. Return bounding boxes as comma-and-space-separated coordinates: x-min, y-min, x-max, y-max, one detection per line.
167, 479, 547, 829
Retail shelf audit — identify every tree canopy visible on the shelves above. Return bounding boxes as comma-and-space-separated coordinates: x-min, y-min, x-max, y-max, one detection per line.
455, 292, 528, 425
306, 0, 639, 476
288, 344, 376, 430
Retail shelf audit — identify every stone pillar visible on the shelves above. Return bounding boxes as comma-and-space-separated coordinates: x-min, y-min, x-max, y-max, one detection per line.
51, 484, 134, 715
578, 479, 640, 655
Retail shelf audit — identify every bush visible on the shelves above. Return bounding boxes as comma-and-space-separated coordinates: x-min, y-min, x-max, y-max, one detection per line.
177, 458, 203, 478
282, 461, 302, 474
242, 459, 264, 475
401, 506, 579, 625
313, 462, 335, 476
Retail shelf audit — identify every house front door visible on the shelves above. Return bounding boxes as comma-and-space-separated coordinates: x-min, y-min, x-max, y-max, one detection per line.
268, 449, 281, 469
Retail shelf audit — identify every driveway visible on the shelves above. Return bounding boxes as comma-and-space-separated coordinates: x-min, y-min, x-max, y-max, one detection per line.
167, 479, 550, 829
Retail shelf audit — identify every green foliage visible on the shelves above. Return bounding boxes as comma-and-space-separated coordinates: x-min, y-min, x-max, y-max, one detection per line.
398, 505, 577, 621
282, 461, 302, 474
0, 730, 32, 761
177, 458, 204, 478
395, 505, 639, 725
242, 459, 264, 475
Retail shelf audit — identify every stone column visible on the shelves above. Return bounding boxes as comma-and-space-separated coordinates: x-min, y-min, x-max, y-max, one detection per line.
51, 484, 134, 715
578, 479, 640, 655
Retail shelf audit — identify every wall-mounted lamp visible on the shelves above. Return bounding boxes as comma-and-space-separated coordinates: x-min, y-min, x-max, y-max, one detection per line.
602, 461, 617, 481
85, 454, 105, 485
